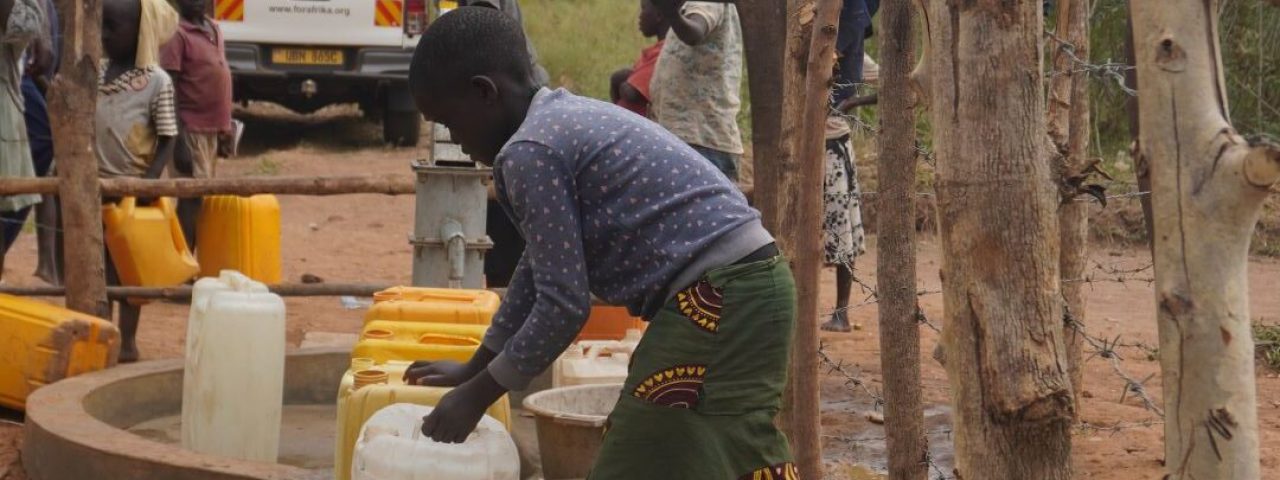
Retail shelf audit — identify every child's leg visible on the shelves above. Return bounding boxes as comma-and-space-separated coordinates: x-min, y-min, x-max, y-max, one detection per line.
118, 301, 142, 363
821, 263, 855, 332
172, 130, 201, 251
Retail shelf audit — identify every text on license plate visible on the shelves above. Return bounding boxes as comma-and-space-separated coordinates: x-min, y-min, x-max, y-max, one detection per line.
271, 48, 344, 66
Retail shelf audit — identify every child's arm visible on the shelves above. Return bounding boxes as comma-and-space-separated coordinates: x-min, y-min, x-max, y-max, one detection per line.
418, 142, 592, 443
145, 136, 176, 179
652, 0, 713, 46
146, 74, 180, 179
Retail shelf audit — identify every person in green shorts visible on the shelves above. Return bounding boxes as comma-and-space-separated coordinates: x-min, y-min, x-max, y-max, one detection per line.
402, 7, 799, 479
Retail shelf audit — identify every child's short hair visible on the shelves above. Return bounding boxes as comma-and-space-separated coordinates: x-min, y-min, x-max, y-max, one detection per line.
409, 7, 533, 94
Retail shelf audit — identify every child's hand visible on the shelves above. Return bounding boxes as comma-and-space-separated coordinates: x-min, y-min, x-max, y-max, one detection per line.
420, 370, 507, 443
403, 360, 474, 387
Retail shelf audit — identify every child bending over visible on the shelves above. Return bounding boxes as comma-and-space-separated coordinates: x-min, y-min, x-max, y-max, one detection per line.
403, 8, 797, 479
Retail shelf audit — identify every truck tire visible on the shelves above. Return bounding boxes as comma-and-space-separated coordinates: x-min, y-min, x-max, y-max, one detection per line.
383, 110, 421, 147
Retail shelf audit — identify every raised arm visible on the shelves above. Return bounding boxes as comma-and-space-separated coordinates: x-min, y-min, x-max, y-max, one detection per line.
652, 0, 713, 46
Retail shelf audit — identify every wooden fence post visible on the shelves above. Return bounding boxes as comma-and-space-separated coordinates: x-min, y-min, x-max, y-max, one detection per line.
876, 0, 927, 478
1046, 0, 1092, 417
786, 0, 842, 477
926, 0, 1075, 477
51, 0, 108, 318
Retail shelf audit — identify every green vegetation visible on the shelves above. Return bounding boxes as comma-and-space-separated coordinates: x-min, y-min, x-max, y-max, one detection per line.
522, 0, 650, 100
1254, 323, 1280, 371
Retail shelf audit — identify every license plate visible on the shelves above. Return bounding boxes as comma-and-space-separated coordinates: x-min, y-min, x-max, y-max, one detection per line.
271, 48, 344, 66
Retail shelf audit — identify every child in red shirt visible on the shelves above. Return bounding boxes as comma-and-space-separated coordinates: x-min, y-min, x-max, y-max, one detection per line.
610, 0, 668, 117
160, 0, 233, 247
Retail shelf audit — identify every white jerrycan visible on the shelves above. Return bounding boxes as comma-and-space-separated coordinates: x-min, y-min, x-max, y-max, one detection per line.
181, 270, 286, 462
352, 403, 519, 480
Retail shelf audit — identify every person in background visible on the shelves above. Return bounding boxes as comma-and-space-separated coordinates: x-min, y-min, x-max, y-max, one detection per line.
98, 0, 179, 361
609, 0, 668, 117
0, 0, 46, 282
403, 8, 797, 478
26, 0, 61, 286
648, 0, 744, 182
161, 0, 232, 249
819, 0, 876, 333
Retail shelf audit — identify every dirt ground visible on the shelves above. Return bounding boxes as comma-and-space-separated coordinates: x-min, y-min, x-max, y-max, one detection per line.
1, 105, 1278, 479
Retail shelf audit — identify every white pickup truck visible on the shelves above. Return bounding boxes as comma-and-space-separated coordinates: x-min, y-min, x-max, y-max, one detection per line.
213, 0, 458, 146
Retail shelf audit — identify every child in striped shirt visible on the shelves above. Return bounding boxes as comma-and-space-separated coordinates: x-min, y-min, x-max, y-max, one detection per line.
97, 0, 179, 362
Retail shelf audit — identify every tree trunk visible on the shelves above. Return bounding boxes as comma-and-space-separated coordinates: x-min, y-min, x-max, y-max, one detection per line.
737, 1, 794, 432
51, 0, 108, 318
1130, 1, 1280, 477
739, 0, 787, 225
875, 0, 927, 479
926, 1, 1075, 478
787, 1, 843, 478
775, 0, 815, 447
1122, 13, 1155, 250
1046, 0, 1091, 416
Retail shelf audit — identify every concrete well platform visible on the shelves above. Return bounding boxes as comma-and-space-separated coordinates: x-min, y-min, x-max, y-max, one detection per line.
22, 348, 348, 480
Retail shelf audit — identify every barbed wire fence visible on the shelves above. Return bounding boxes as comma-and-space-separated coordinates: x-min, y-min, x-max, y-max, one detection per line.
817, 38, 1168, 472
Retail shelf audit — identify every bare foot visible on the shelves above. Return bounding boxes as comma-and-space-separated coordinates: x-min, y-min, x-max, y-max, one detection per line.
820, 311, 852, 333
119, 345, 141, 364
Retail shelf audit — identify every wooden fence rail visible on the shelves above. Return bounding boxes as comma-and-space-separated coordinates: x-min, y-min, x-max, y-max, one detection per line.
0, 175, 417, 197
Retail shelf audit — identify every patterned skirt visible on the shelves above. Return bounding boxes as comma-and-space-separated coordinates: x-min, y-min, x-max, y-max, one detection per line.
823, 136, 866, 267
589, 256, 799, 480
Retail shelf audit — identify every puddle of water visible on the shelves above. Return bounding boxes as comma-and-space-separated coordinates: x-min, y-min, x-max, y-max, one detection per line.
821, 402, 955, 476
127, 404, 337, 471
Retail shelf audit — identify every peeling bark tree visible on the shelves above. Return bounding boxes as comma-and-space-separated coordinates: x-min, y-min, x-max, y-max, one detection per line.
1130, 1, 1280, 477
926, 1, 1075, 478
875, 0, 927, 479
51, 0, 109, 318
1046, 0, 1091, 414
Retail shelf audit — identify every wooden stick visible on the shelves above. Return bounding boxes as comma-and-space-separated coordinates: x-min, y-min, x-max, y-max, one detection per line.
51, 0, 109, 318
0, 176, 753, 204
775, 0, 816, 446
789, 0, 843, 478
738, 0, 788, 233
0, 284, 617, 307
0, 284, 393, 300
0, 175, 414, 197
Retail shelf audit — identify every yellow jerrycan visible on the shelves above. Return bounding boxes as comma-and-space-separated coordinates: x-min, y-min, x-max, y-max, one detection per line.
334, 359, 513, 480
0, 294, 120, 410
365, 287, 500, 325
197, 195, 282, 284
101, 197, 199, 299
351, 321, 487, 364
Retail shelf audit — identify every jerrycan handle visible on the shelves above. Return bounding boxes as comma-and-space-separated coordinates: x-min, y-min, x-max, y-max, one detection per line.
417, 333, 481, 347
160, 198, 195, 257
118, 196, 138, 215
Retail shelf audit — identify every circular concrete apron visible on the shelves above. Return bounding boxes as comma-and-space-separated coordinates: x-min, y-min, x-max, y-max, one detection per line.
23, 348, 349, 480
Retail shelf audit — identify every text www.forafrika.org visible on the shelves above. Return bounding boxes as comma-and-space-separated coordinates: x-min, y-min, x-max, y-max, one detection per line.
268, 5, 353, 17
